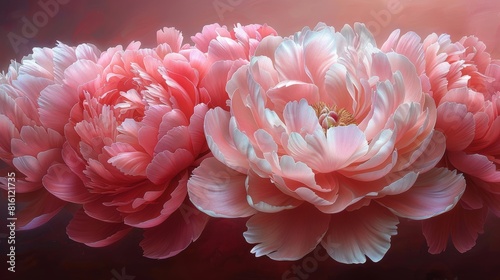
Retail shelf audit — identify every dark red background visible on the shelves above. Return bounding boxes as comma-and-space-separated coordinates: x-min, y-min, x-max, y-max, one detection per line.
1, 1, 500, 279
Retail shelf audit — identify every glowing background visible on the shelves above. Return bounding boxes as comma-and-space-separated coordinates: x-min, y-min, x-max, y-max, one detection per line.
1, 0, 500, 279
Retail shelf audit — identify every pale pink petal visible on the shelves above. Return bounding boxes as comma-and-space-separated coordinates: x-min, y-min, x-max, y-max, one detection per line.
274, 39, 310, 82
204, 108, 249, 173
282, 99, 322, 135
321, 203, 399, 264
188, 157, 256, 218
377, 168, 465, 219
246, 170, 303, 212
267, 81, 319, 112
243, 204, 330, 260
38, 84, 78, 132
67, 209, 131, 247
140, 206, 209, 259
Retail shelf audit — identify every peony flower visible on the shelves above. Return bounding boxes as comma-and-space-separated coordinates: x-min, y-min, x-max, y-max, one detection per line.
41, 27, 216, 259
383, 31, 500, 253
188, 23, 466, 263
192, 23, 278, 110
0, 42, 102, 229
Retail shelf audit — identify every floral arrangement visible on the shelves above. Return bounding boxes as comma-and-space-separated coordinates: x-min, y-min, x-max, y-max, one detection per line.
1, 22, 498, 265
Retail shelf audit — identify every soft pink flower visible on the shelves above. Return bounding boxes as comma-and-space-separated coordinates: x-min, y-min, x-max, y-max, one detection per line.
188, 23, 465, 263
0, 42, 102, 229
192, 23, 278, 110
42, 28, 216, 259
383, 31, 500, 253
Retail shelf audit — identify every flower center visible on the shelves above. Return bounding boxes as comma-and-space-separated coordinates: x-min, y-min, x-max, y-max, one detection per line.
313, 102, 356, 130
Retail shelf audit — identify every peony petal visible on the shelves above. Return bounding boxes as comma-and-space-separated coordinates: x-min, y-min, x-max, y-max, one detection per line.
140, 205, 209, 259
436, 102, 475, 151
188, 157, 256, 218
16, 189, 66, 230
448, 152, 500, 182
243, 204, 330, 260
422, 203, 488, 254
43, 163, 97, 204
321, 203, 399, 264
246, 172, 303, 213
377, 168, 465, 219
67, 209, 131, 247
146, 148, 194, 185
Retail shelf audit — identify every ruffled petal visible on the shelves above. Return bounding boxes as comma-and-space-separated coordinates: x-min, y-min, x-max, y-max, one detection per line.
321, 203, 399, 264
243, 204, 330, 260
188, 157, 256, 218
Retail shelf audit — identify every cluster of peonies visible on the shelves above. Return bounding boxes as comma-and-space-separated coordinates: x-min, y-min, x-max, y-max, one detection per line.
0, 22, 498, 263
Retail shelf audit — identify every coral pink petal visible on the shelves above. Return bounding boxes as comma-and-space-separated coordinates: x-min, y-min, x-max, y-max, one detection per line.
188, 157, 256, 218
321, 203, 399, 264
140, 205, 209, 259
146, 148, 194, 185
377, 168, 465, 219
156, 27, 183, 52
17, 190, 66, 230
67, 209, 131, 247
448, 152, 500, 182
436, 102, 475, 151
422, 203, 488, 254
243, 204, 330, 260
124, 172, 188, 228
83, 199, 123, 223
43, 163, 97, 204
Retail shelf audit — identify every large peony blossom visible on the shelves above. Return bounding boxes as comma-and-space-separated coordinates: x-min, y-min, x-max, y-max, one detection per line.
0, 42, 102, 229
383, 31, 500, 253
40, 27, 215, 259
188, 23, 466, 263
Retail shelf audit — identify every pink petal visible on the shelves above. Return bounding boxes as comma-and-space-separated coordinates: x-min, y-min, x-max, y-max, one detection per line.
67, 209, 131, 247
282, 99, 322, 135
17, 190, 66, 230
436, 102, 475, 151
267, 81, 319, 113
377, 168, 466, 219
321, 203, 399, 263
123, 172, 188, 228
246, 170, 303, 212
146, 148, 194, 185
156, 27, 183, 52
43, 163, 96, 204
448, 152, 500, 182
243, 204, 330, 260
188, 157, 256, 218
204, 108, 250, 173
38, 84, 78, 133
274, 39, 310, 82
140, 205, 209, 259
422, 203, 488, 254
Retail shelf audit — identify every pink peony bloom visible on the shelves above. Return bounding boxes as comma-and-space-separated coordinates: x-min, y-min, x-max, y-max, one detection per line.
0, 42, 102, 229
192, 23, 278, 110
383, 31, 500, 253
188, 23, 465, 263
41, 27, 217, 259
